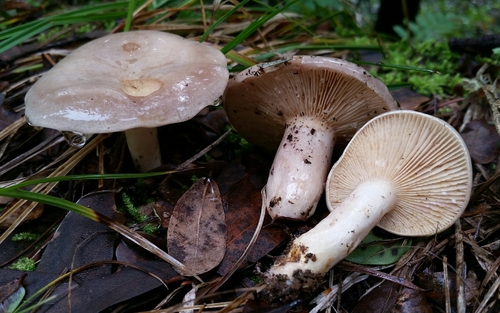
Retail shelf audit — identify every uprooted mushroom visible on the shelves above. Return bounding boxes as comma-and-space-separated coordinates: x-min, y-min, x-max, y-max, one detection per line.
263, 110, 473, 299
223, 56, 399, 221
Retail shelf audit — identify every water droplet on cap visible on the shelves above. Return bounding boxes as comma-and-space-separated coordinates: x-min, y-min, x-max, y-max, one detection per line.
212, 95, 223, 107
62, 131, 87, 148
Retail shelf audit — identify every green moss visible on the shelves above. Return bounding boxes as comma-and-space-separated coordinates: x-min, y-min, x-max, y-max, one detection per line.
250, 275, 264, 284
373, 40, 463, 96
476, 48, 500, 66
190, 175, 199, 184
224, 125, 253, 156
11, 232, 40, 242
9, 257, 36, 271
118, 192, 147, 223
141, 223, 158, 235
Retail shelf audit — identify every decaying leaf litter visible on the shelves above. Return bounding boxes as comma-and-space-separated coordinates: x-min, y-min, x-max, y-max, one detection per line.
0, 1, 500, 312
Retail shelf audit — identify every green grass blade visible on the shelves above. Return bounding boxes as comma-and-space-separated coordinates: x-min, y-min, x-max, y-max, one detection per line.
124, 0, 137, 32
142, 0, 196, 25
355, 60, 440, 73
252, 43, 381, 61
0, 1, 129, 54
0, 20, 51, 53
225, 50, 258, 68
199, 0, 251, 43
220, 0, 300, 55
0, 2, 127, 37
14, 296, 56, 313
0, 20, 49, 39
387, 83, 414, 90
0, 188, 197, 277
50, 12, 128, 25
4, 171, 175, 190
50, 2, 129, 18
0, 188, 97, 220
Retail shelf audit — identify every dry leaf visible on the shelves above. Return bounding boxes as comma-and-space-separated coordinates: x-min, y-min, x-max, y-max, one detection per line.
417, 268, 480, 307
351, 280, 431, 313
167, 177, 226, 276
0, 274, 25, 312
390, 88, 431, 111
0, 201, 44, 229
217, 172, 288, 276
461, 119, 500, 164
352, 280, 399, 313
391, 287, 432, 313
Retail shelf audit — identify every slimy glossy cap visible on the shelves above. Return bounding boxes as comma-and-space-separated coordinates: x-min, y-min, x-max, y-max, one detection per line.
25, 30, 229, 133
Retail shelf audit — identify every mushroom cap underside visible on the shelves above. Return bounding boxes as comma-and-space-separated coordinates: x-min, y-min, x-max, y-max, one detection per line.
25, 30, 229, 133
223, 55, 399, 150
326, 110, 473, 236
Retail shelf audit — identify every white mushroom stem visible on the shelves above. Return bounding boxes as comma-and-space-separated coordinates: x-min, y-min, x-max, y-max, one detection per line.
265, 116, 335, 221
266, 179, 397, 280
125, 127, 162, 172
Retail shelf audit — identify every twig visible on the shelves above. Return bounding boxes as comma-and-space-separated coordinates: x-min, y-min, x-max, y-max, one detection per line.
443, 256, 451, 313
309, 272, 368, 313
0, 116, 26, 141
339, 262, 425, 291
175, 127, 232, 171
475, 274, 500, 313
0, 133, 64, 176
455, 220, 466, 313
476, 64, 500, 136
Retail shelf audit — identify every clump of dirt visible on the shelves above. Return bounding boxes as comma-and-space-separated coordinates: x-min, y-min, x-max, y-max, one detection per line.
261, 269, 324, 302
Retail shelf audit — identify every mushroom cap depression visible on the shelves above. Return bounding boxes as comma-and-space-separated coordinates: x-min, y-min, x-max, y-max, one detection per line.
25, 30, 229, 133
223, 55, 399, 151
326, 110, 473, 236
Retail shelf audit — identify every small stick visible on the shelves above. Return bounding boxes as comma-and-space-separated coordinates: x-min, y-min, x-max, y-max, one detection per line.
443, 256, 451, 313
175, 127, 232, 171
455, 219, 466, 313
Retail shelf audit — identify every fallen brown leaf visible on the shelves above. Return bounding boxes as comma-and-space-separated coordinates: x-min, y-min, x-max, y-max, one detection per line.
167, 177, 226, 276
460, 119, 500, 164
217, 170, 288, 276
390, 88, 431, 111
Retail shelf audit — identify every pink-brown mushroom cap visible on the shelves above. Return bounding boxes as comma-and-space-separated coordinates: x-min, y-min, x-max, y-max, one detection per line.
25, 30, 229, 133
223, 55, 400, 151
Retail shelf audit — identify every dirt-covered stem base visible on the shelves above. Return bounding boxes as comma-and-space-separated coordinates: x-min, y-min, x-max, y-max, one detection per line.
264, 179, 397, 297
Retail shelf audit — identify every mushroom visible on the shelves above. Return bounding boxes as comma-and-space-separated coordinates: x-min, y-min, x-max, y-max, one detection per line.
264, 110, 473, 297
223, 56, 399, 220
25, 30, 229, 172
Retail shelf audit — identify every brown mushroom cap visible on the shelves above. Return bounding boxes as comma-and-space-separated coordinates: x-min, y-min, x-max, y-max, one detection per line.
25, 30, 229, 133
223, 55, 399, 151
326, 110, 473, 236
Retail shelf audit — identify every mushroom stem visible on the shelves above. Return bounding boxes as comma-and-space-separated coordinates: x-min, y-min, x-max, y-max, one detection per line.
264, 116, 336, 221
125, 127, 162, 172
265, 179, 397, 283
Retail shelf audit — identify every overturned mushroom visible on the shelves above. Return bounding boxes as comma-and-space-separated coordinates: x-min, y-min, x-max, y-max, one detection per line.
264, 110, 473, 298
223, 56, 398, 220
25, 30, 229, 172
